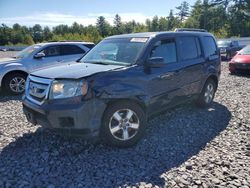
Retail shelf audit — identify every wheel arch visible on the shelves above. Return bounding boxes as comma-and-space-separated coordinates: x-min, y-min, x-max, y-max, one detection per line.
1, 70, 28, 88
206, 74, 218, 90
101, 97, 147, 124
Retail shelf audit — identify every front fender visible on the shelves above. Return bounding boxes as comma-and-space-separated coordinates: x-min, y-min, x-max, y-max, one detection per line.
0, 63, 28, 87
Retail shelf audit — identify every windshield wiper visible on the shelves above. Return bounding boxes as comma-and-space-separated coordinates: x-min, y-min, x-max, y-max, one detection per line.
85, 61, 110, 65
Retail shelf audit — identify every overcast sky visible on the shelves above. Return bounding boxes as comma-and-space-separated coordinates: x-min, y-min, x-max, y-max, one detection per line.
0, 0, 196, 27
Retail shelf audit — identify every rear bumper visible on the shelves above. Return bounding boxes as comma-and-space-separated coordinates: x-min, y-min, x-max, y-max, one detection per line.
22, 96, 107, 139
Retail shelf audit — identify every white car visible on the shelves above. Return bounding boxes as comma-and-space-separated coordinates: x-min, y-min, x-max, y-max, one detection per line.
0, 41, 94, 94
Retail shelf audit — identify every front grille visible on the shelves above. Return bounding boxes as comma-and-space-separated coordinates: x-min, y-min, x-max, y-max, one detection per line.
26, 75, 52, 105
235, 63, 250, 69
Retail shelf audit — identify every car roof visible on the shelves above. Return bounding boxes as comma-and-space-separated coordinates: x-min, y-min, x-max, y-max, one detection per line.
106, 31, 214, 40
36, 41, 94, 46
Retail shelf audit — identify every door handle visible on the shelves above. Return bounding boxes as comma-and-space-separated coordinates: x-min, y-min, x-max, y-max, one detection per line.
159, 72, 176, 79
57, 60, 63, 62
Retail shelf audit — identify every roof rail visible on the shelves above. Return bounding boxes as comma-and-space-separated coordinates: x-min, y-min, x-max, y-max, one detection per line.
58, 40, 86, 42
175, 28, 207, 32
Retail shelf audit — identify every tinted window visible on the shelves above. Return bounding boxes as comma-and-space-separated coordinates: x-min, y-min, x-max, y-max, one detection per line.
204, 37, 218, 57
83, 44, 95, 49
60, 45, 85, 55
179, 36, 200, 60
150, 39, 177, 64
41, 46, 60, 57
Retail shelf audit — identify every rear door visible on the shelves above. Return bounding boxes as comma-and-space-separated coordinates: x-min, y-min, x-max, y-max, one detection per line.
59, 44, 86, 63
176, 36, 204, 98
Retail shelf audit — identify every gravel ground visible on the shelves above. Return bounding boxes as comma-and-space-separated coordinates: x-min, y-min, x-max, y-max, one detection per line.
0, 51, 249, 188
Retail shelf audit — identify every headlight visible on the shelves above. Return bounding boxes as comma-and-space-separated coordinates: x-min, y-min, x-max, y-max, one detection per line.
50, 80, 88, 99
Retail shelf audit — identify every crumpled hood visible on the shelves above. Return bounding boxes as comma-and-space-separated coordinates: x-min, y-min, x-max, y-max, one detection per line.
0, 57, 19, 65
31, 62, 124, 79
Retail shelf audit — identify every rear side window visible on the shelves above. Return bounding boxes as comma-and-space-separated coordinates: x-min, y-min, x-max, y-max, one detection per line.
179, 36, 201, 60
60, 45, 85, 55
150, 38, 177, 64
203, 37, 218, 57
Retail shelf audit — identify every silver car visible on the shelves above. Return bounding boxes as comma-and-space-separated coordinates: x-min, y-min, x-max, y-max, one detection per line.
0, 41, 94, 94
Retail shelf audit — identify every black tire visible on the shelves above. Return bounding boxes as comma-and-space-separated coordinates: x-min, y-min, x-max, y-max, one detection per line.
196, 79, 216, 108
101, 101, 146, 148
3, 73, 26, 95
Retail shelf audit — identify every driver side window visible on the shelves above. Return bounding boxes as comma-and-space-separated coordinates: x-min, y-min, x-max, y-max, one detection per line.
40, 46, 60, 57
150, 39, 177, 64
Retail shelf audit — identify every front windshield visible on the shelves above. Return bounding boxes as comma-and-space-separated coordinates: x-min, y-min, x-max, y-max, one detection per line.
239, 45, 250, 55
15, 44, 41, 59
217, 41, 231, 48
81, 37, 148, 66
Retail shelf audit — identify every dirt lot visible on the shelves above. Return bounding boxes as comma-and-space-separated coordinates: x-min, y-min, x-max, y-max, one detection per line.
0, 51, 249, 188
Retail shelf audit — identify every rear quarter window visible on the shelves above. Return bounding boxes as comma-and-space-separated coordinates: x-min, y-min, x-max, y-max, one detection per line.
203, 36, 218, 57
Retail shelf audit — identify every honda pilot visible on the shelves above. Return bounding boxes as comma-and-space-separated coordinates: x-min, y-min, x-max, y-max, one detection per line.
22, 29, 221, 147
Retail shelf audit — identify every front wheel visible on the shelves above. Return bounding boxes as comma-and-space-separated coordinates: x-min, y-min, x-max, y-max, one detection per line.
3, 73, 26, 95
196, 79, 216, 107
101, 101, 146, 148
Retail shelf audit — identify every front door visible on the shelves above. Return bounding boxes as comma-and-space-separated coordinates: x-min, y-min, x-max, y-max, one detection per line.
33, 45, 62, 71
146, 38, 183, 115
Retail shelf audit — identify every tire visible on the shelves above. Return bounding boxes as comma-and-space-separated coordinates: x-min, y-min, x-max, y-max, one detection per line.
101, 101, 146, 148
3, 73, 26, 95
196, 79, 216, 108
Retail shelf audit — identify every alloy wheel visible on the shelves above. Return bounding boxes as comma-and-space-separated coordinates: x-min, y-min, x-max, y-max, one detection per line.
9, 76, 25, 93
204, 83, 214, 104
109, 109, 140, 141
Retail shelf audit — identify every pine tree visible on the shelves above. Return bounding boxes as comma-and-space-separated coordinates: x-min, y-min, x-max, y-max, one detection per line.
176, 1, 190, 21
96, 16, 110, 37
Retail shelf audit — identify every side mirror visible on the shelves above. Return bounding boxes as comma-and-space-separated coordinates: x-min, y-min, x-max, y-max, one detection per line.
34, 52, 45, 59
147, 57, 165, 68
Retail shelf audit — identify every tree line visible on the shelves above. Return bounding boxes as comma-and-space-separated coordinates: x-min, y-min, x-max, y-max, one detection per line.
0, 0, 249, 46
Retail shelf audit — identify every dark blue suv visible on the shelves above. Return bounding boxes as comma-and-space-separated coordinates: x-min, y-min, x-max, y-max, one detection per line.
22, 29, 221, 147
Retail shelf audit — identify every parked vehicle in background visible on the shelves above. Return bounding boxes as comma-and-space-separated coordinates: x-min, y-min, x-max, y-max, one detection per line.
0, 48, 7, 52
0, 41, 95, 94
23, 29, 221, 147
229, 45, 250, 74
217, 40, 244, 60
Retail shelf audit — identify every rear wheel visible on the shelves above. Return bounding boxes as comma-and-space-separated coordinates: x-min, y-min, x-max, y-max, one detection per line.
196, 79, 216, 107
101, 101, 146, 148
3, 73, 26, 95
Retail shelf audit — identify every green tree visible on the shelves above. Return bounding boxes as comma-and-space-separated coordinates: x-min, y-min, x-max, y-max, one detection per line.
158, 17, 168, 31
32, 24, 43, 43
176, 1, 190, 21
211, 0, 231, 9
151, 16, 159, 31
96, 16, 110, 37
43, 26, 53, 41
167, 10, 179, 30
145, 19, 152, 31
113, 14, 123, 35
